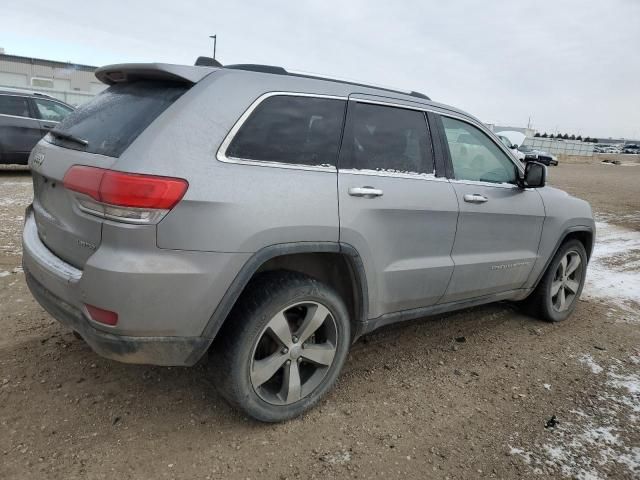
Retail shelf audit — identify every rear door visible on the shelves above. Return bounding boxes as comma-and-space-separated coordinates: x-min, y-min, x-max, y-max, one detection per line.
0, 94, 42, 163
434, 114, 545, 302
338, 96, 458, 319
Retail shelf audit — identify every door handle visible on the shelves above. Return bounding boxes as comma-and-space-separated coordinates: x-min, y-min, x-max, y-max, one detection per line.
41, 124, 55, 130
463, 194, 488, 203
348, 186, 384, 198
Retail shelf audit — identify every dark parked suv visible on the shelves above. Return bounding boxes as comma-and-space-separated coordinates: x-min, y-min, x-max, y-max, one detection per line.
0, 87, 74, 165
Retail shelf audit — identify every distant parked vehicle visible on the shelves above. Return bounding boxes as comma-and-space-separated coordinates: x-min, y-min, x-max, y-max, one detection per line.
498, 135, 525, 162
0, 87, 75, 165
622, 144, 640, 154
518, 145, 558, 166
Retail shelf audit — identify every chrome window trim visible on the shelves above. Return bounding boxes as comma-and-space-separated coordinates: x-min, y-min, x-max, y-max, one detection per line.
216, 90, 520, 181
0, 112, 40, 122
448, 178, 520, 190
349, 96, 432, 113
216, 91, 347, 172
339, 168, 447, 182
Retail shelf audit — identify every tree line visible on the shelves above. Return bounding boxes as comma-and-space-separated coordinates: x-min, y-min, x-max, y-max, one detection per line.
533, 132, 598, 142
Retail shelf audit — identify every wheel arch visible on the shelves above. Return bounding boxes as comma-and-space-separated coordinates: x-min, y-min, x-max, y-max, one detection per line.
190, 242, 369, 363
531, 225, 594, 291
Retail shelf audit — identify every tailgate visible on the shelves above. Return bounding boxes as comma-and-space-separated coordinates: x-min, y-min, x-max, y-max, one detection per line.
28, 70, 196, 269
30, 143, 116, 269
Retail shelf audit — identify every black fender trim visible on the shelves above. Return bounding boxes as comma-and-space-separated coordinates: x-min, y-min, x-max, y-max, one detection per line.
529, 225, 595, 291
187, 242, 369, 364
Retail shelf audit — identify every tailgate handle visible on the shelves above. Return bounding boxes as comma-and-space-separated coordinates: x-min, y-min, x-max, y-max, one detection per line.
348, 186, 384, 198
463, 194, 488, 203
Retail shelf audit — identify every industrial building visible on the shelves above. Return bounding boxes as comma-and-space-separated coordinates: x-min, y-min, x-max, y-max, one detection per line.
0, 50, 104, 106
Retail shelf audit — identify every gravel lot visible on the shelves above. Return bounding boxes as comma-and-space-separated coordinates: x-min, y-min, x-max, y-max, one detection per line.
1, 162, 639, 479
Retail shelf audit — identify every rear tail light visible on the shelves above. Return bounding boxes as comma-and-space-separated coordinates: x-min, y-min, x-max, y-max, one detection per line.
63, 165, 188, 224
85, 304, 118, 326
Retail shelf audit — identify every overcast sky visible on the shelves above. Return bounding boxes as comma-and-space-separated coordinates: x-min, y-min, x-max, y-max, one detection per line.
3, 0, 639, 139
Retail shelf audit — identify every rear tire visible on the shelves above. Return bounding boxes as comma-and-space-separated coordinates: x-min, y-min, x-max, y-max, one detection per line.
210, 271, 351, 422
523, 239, 587, 322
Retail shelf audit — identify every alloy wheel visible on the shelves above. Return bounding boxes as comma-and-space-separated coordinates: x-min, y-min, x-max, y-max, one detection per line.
250, 301, 338, 405
551, 250, 583, 312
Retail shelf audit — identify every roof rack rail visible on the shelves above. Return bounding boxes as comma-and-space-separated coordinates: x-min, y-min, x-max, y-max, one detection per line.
225, 64, 287, 75
222, 64, 430, 100
408, 91, 429, 100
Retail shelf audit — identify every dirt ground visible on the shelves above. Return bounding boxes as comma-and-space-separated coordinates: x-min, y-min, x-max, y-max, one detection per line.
1, 162, 638, 479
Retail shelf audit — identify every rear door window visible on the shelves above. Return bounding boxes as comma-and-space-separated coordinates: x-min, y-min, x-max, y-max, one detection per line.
339, 102, 434, 174
226, 95, 346, 167
48, 81, 188, 157
33, 98, 74, 123
0, 95, 31, 118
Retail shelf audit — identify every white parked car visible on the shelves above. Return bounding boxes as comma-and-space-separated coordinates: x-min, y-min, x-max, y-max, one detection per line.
498, 135, 526, 162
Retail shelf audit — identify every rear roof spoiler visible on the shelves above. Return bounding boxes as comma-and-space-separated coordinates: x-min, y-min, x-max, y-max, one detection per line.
95, 63, 218, 85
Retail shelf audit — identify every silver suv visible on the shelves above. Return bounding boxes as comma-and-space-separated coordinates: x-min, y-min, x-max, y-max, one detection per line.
22, 63, 595, 422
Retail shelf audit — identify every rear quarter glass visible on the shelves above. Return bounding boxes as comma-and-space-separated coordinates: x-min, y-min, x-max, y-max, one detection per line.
46, 81, 188, 158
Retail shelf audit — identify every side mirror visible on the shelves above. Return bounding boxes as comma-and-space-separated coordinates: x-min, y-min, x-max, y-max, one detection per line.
521, 161, 546, 188
511, 144, 518, 149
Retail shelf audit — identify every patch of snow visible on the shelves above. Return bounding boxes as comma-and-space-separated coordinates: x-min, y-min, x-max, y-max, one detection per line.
0, 271, 10, 278
581, 426, 620, 446
607, 372, 640, 395
617, 448, 640, 472
321, 450, 351, 465
510, 353, 640, 478
579, 354, 604, 374
0, 181, 31, 186
509, 446, 532, 464
544, 383, 551, 390
582, 221, 640, 318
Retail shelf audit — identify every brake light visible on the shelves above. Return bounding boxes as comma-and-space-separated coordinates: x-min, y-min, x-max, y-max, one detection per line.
85, 304, 118, 326
63, 166, 188, 224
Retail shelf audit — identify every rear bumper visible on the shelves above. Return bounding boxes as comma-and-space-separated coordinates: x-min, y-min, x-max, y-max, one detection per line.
22, 206, 249, 366
24, 271, 209, 366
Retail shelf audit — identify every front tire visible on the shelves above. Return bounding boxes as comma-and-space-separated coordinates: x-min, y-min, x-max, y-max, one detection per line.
523, 239, 588, 322
211, 271, 351, 422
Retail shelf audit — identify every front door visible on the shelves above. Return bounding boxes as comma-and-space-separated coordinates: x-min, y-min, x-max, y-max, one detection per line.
436, 115, 545, 302
338, 97, 459, 319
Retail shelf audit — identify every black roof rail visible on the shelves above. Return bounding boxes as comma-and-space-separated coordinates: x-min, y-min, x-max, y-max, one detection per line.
225, 64, 287, 75
408, 91, 430, 100
222, 63, 430, 100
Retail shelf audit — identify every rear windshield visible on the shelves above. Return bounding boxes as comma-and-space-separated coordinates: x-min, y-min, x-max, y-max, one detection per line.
48, 81, 188, 157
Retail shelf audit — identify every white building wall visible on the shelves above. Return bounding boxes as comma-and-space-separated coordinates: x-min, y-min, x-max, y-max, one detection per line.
0, 54, 105, 106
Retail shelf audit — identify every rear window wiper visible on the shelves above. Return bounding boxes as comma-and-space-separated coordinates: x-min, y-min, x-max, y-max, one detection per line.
49, 129, 89, 147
